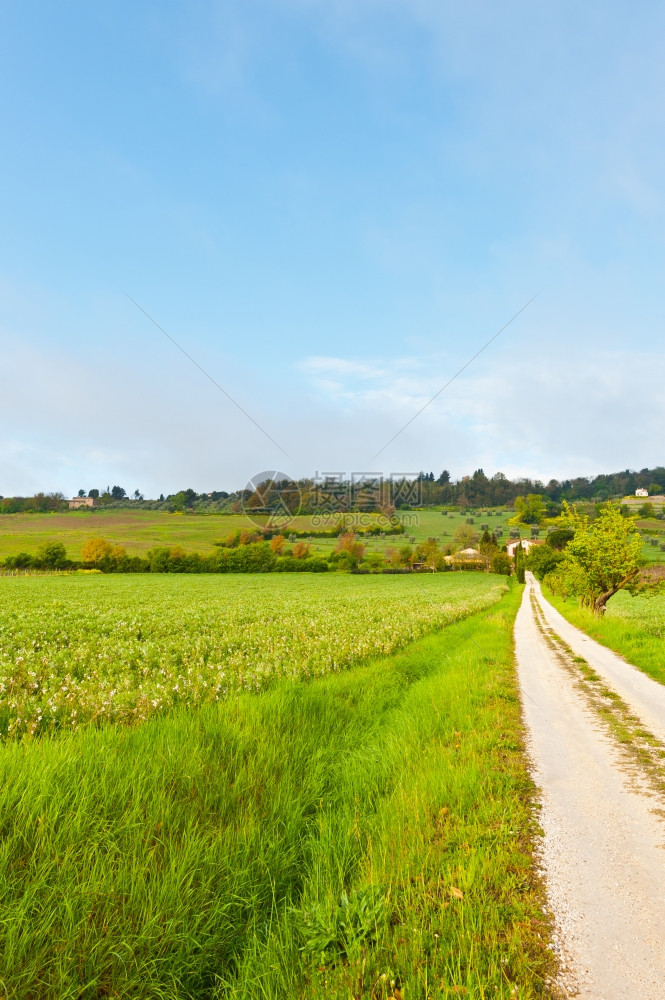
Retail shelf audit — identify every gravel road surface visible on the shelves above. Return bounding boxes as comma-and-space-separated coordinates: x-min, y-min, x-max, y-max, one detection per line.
515, 573, 665, 999
532, 576, 665, 744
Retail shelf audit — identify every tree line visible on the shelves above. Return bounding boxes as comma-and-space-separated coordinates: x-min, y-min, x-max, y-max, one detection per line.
0, 527, 506, 577
2, 465, 664, 515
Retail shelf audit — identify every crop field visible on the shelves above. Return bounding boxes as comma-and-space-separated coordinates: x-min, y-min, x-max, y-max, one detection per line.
0, 572, 507, 738
0, 579, 554, 999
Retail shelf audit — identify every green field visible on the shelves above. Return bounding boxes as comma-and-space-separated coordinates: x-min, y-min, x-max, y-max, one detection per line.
607, 587, 665, 635
545, 587, 665, 686
0, 507, 525, 562
0, 573, 505, 738
0, 577, 554, 999
2, 506, 664, 567
635, 516, 665, 562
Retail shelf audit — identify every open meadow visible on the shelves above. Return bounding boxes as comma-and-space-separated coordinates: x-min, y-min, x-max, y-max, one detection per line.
0, 507, 524, 562
635, 515, 665, 563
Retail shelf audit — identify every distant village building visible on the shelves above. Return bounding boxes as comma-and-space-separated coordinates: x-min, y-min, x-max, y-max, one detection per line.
635, 488, 649, 497
68, 496, 99, 510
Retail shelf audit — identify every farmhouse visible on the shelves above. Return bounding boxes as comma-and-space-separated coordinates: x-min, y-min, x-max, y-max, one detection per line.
68, 496, 99, 510
635, 488, 649, 497
506, 538, 539, 558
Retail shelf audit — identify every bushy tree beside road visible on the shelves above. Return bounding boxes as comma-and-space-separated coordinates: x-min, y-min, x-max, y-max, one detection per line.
550, 502, 643, 615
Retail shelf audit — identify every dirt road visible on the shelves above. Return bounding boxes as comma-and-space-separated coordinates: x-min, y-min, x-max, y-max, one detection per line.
515, 573, 665, 999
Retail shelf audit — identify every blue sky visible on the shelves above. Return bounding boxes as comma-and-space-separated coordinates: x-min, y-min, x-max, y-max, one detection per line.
2, 0, 664, 496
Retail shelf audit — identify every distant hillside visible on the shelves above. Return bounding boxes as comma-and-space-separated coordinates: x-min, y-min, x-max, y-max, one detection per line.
2, 465, 664, 514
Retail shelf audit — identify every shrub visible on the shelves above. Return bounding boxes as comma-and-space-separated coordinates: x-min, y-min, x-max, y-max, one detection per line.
490, 552, 512, 575
3, 552, 33, 569
217, 543, 276, 573
275, 557, 329, 572
81, 538, 128, 571
34, 542, 69, 570
82, 538, 113, 564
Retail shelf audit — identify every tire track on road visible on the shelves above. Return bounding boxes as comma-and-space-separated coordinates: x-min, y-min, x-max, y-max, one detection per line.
532, 576, 665, 745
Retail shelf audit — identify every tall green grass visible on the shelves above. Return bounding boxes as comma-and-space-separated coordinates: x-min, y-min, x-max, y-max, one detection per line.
0, 583, 551, 998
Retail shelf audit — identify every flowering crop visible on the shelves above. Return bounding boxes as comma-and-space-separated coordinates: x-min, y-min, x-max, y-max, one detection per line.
0, 573, 506, 738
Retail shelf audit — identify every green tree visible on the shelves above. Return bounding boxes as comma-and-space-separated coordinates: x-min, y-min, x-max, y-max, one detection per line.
558, 502, 643, 615
527, 544, 563, 580
513, 542, 526, 583
4, 552, 33, 569
546, 527, 574, 550
478, 529, 499, 569
415, 537, 445, 571
35, 542, 68, 570
490, 552, 511, 575
510, 494, 546, 525
453, 523, 479, 550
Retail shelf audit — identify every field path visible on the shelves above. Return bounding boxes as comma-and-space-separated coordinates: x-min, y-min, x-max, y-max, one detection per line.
532, 577, 665, 742
515, 573, 665, 999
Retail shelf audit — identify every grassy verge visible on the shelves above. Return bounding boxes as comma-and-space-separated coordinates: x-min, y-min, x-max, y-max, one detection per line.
543, 588, 665, 686
0, 583, 553, 999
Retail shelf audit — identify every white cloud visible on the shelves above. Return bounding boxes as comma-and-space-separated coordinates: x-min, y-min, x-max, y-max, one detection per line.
296, 348, 665, 481
0, 332, 293, 497
3, 331, 663, 494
